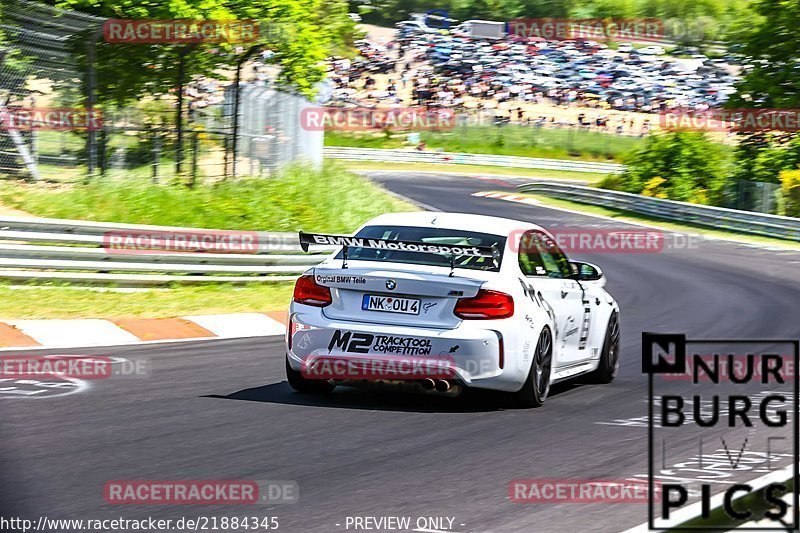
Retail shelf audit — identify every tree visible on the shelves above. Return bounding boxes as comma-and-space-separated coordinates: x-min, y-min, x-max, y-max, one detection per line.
728, 0, 800, 109
498, 0, 575, 18
57, 0, 352, 105
723, 0, 800, 187
565, 0, 752, 44
316, 0, 361, 57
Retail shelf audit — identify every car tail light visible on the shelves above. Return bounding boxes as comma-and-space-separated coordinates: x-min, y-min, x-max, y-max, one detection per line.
454, 290, 514, 319
293, 275, 332, 307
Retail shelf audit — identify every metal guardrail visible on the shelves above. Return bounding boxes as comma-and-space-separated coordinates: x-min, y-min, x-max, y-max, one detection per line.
0, 215, 327, 287
517, 181, 800, 242
7, 176, 796, 287
324, 147, 626, 174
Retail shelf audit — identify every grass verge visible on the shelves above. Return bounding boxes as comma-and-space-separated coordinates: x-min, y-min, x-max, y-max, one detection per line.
0, 283, 295, 319
0, 163, 416, 319
342, 160, 608, 183
0, 162, 414, 232
326, 125, 645, 162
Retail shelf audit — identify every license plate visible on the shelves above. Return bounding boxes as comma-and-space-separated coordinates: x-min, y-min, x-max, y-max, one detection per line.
362, 294, 420, 315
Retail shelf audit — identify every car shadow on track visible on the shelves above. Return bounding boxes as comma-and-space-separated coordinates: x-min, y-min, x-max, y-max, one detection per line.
203, 380, 584, 413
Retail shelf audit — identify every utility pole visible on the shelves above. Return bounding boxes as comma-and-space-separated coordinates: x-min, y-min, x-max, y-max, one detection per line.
86, 27, 103, 181
232, 45, 262, 178
175, 44, 198, 176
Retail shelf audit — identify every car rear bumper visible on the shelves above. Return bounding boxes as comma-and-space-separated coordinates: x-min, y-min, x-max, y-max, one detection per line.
285, 308, 525, 392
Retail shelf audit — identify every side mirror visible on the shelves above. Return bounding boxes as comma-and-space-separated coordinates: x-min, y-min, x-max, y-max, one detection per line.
570, 261, 604, 281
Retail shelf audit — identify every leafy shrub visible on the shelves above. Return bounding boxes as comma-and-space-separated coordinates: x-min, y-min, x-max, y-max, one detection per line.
778, 168, 800, 217
612, 131, 731, 205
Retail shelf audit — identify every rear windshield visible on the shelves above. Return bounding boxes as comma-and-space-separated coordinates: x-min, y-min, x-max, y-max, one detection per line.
336, 225, 505, 272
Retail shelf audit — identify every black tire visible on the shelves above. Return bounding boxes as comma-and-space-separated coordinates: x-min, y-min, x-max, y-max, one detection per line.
285, 356, 336, 394
588, 311, 620, 384
511, 327, 553, 408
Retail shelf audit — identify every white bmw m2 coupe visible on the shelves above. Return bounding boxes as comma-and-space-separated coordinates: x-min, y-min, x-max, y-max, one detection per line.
285, 212, 620, 407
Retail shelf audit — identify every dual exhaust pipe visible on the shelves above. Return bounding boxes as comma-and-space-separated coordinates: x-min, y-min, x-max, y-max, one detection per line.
421, 378, 451, 393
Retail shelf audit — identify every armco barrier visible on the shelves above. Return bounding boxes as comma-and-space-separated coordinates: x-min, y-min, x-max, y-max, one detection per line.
323, 147, 626, 174
517, 181, 800, 242
0, 215, 327, 287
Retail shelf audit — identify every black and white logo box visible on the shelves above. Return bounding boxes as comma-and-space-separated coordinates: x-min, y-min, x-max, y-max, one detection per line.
643, 333, 799, 531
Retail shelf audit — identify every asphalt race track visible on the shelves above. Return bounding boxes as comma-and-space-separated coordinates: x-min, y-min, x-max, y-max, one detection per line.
2, 172, 800, 533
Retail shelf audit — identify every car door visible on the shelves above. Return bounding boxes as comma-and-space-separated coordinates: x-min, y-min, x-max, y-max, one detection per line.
518, 230, 588, 367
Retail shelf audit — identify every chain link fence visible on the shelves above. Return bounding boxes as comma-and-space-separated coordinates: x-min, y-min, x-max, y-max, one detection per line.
0, 0, 102, 180
729, 179, 781, 214
235, 85, 323, 176
0, 0, 321, 183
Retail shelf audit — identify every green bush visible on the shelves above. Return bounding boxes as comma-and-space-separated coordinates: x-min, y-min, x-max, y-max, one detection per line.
597, 173, 625, 191
733, 132, 800, 184
779, 169, 800, 217
613, 131, 732, 204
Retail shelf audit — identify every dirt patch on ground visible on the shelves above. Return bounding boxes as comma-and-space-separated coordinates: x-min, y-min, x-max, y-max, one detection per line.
0, 203, 32, 217
360, 24, 396, 44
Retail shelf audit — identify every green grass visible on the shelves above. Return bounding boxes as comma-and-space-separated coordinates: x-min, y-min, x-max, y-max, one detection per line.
0, 162, 415, 232
0, 283, 295, 319
342, 160, 608, 183
34, 129, 160, 155
325, 125, 645, 162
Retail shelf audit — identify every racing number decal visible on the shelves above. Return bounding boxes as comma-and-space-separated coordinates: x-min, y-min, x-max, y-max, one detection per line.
328, 331, 373, 353
327, 331, 434, 356
578, 300, 591, 350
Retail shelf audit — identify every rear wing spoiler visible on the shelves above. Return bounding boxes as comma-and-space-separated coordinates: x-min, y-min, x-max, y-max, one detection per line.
298, 232, 496, 258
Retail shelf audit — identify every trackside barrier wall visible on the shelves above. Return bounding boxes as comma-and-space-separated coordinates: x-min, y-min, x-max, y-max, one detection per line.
323, 147, 626, 174
517, 181, 800, 242
0, 215, 326, 286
